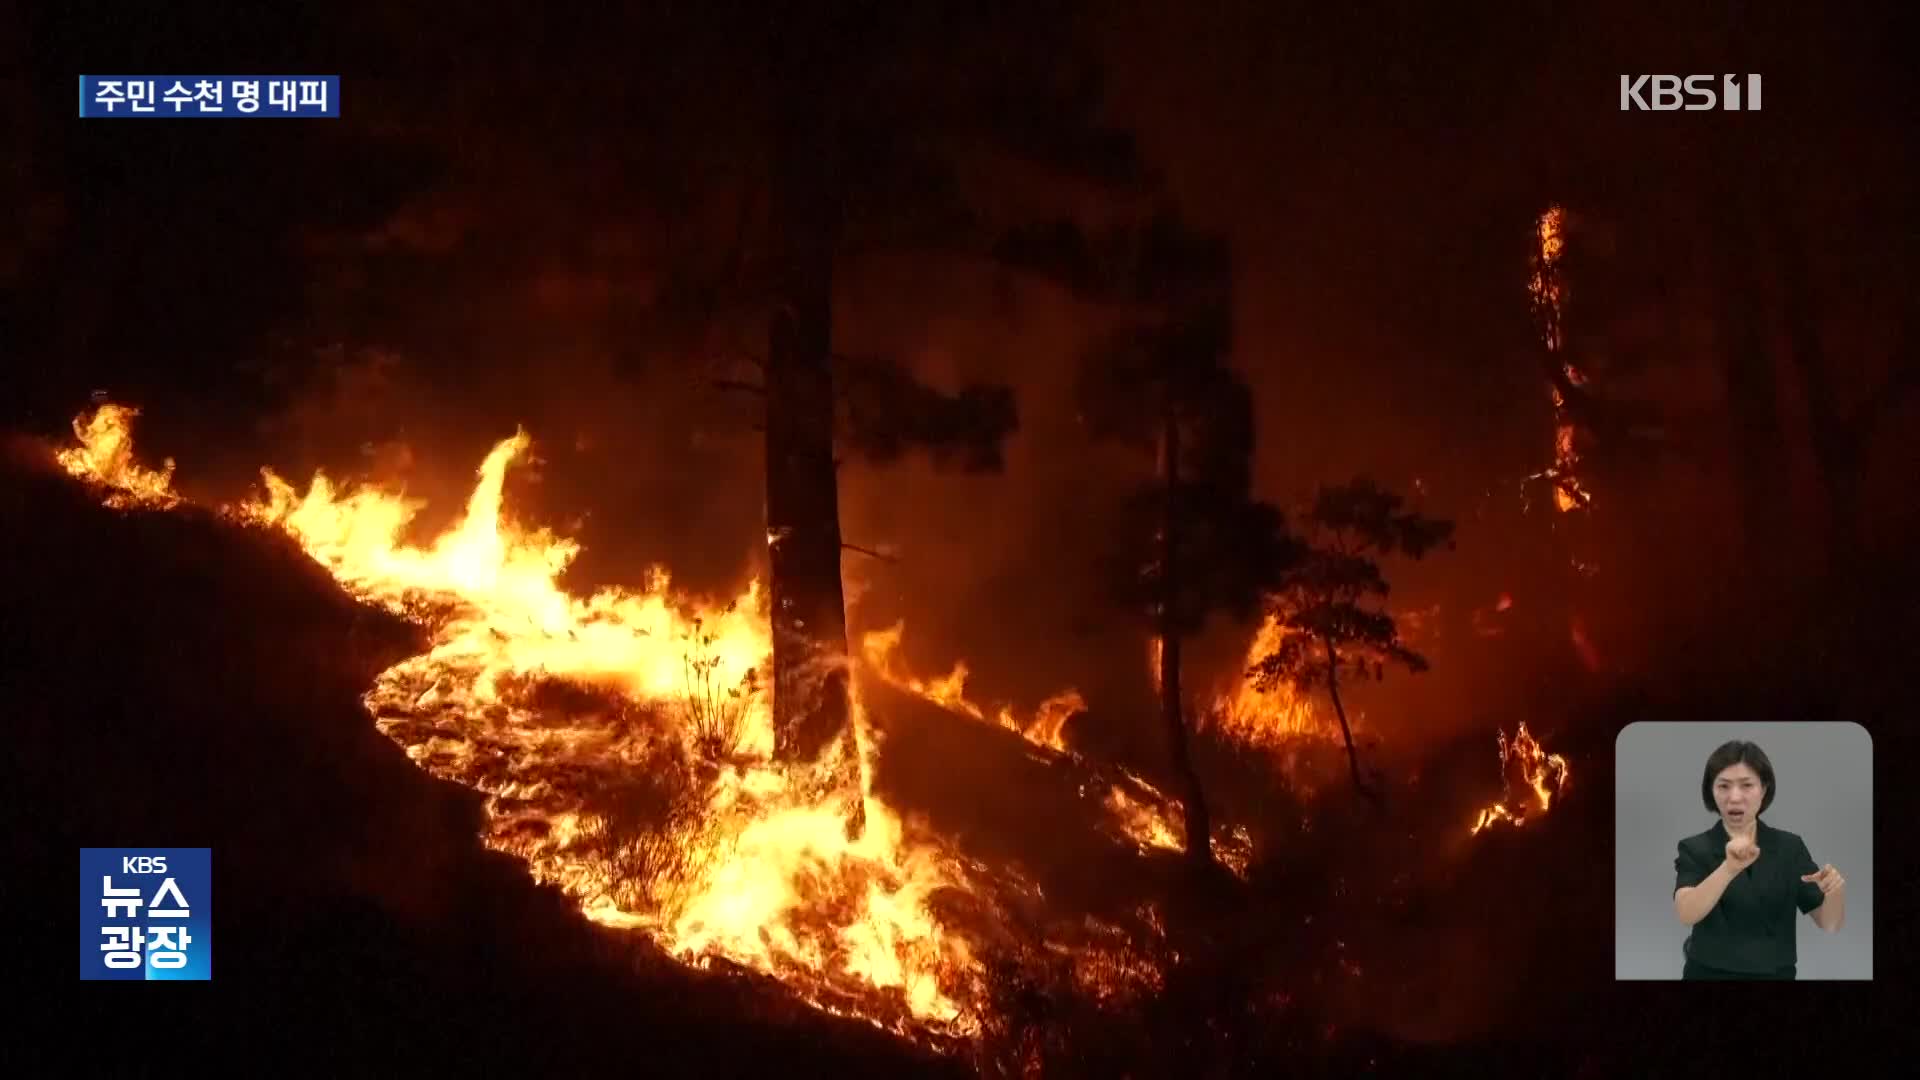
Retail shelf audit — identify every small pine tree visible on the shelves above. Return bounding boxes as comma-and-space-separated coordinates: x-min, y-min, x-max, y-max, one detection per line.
1250, 477, 1452, 803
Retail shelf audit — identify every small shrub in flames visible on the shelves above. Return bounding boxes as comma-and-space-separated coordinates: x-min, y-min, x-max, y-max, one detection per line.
679, 614, 758, 762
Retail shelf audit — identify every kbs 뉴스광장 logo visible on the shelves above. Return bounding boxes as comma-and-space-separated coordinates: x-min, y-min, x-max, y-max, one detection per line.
80, 849, 212, 980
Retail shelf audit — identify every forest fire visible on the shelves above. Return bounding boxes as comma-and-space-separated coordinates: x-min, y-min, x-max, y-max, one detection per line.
21, 10, 1905, 1073
46, 399, 1563, 1040
1468, 721, 1572, 835
860, 623, 1085, 755
58, 403, 998, 1034
1212, 615, 1343, 747
861, 623, 1216, 870
1527, 205, 1591, 514
55, 404, 180, 509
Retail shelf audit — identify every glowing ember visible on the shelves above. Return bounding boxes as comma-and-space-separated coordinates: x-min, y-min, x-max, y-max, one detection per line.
1529, 205, 1567, 352
1468, 721, 1571, 834
1526, 204, 1590, 513
1086, 767, 1253, 878
62, 404, 987, 1035
1062, 908, 1172, 1008
1101, 773, 1185, 855
1216, 824, 1255, 881
56, 405, 180, 508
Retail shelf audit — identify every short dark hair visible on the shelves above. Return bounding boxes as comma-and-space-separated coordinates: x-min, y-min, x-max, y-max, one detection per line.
1701, 740, 1775, 815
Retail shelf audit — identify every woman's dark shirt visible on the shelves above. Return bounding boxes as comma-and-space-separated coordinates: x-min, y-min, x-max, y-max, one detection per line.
1674, 818, 1826, 975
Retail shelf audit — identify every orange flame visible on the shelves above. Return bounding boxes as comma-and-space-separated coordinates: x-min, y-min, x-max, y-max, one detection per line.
1529, 205, 1567, 353
1094, 770, 1252, 880
1102, 774, 1185, 855
62, 404, 986, 1034
859, 622, 1084, 755
860, 625, 1229, 872
1468, 721, 1571, 834
1527, 205, 1590, 513
56, 405, 180, 508
1211, 615, 1341, 747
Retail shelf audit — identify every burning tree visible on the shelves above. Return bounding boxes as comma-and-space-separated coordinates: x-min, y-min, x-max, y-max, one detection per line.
1250, 477, 1452, 803
1074, 214, 1300, 868
675, 10, 1154, 770
176, 8, 1153, 779
1468, 721, 1571, 834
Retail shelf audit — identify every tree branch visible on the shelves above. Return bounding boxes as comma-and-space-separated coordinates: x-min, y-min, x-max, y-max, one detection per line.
840, 542, 899, 563
1845, 320, 1920, 447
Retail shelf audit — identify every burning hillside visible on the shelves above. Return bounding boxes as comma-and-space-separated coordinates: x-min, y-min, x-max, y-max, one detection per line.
50, 403, 1239, 1042
56, 403, 181, 509
60, 403, 990, 1032
9, 427, 957, 1076
41, 399, 1596, 1071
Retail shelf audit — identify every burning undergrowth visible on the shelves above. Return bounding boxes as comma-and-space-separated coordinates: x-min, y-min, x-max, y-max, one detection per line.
234, 423, 994, 1033
49, 403, 1204, 1046
48, 401, 1584, 1067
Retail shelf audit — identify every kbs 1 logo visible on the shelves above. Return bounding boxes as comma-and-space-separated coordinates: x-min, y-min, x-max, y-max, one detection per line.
80, 849, 212, 980
1620, 74, 1762, 111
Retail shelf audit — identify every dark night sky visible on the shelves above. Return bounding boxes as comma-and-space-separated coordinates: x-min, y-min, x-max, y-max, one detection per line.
5, 1, 1913, 744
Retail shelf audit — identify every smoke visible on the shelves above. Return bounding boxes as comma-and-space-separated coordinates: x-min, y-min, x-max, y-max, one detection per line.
14, 0, 1911, 778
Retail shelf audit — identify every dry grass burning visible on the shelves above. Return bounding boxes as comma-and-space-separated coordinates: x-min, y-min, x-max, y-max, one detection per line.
51, 402, 1207, 1044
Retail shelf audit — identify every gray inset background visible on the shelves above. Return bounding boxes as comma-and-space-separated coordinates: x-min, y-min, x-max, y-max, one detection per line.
1615, 721, 1872, 980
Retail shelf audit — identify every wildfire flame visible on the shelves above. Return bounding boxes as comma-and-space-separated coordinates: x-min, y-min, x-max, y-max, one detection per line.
1212, 614, 1342, 747
1101, 776, 1184, 855
1094, 770, 1253, 880
1529, 205, 1567, 353
1527, 204, 1590, 514
1468, 721, 1571, 834
860, 623, 1214, 866
56, 404, 180, 509
60, 404, 986, 1034
860, 622, 1085, 755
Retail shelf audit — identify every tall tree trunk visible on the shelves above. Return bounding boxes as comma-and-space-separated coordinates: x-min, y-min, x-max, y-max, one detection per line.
1710, 184, 1790, 585
1160, 395, 1212, 868
1773, 217, 1862, 583
765, 42, 852, 771
1323, 635, 1371, 802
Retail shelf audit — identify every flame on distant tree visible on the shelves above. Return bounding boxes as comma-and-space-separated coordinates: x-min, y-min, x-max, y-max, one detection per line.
1469, 721, 1571, 834
1213, 614, 1344, 747
1526, 205, 1590, 514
